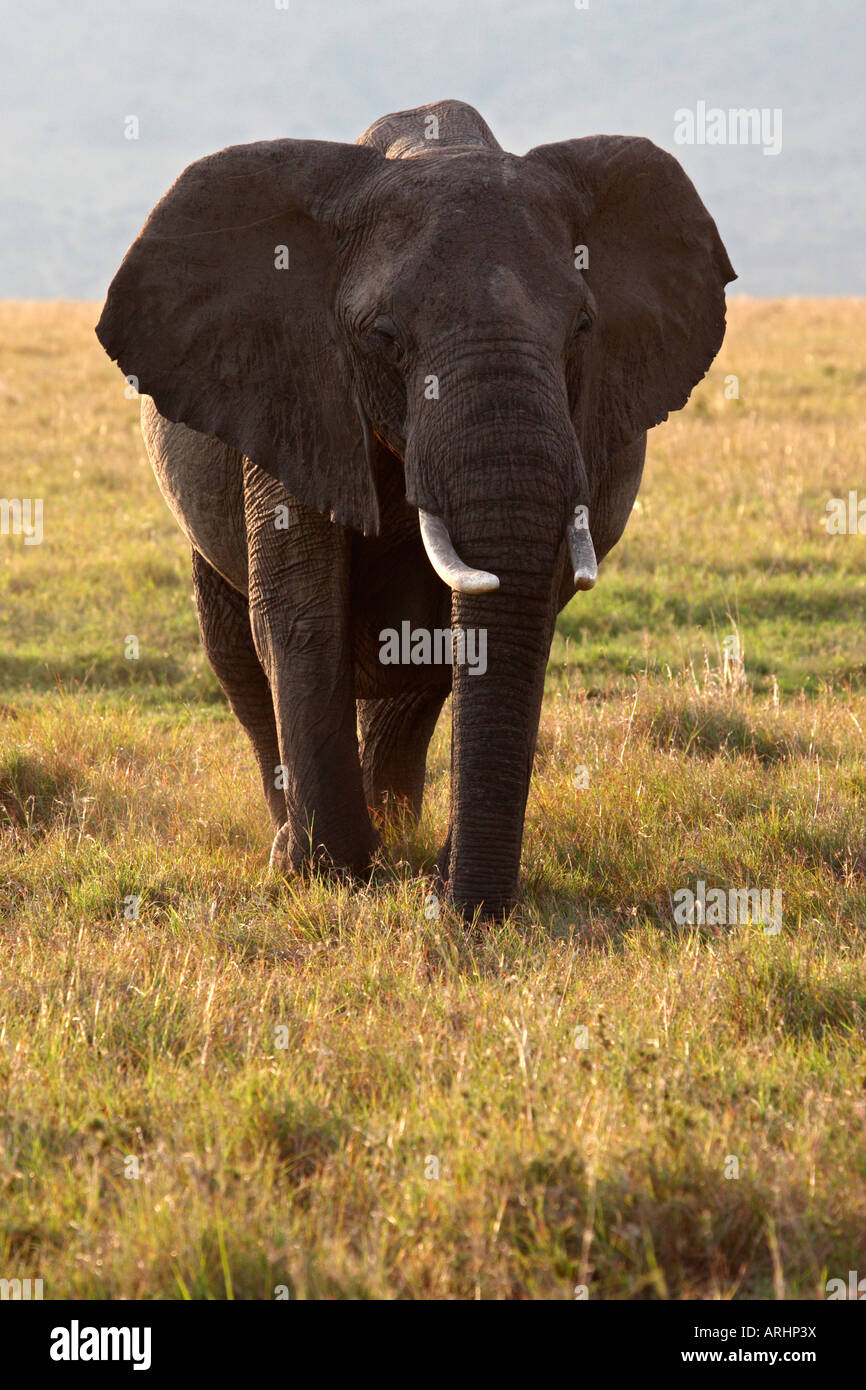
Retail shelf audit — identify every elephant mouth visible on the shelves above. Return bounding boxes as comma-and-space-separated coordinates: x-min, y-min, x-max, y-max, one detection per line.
368, 406, 598, 597
416, 504, 598, 595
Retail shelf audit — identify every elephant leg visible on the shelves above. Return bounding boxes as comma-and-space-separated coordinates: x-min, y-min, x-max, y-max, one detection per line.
358, 686, 448, 822
191, 546, 285, 828
243, 459, 380, 876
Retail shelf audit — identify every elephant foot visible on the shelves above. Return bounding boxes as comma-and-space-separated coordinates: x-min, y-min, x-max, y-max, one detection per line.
268, 822, 305, 876
268, 821, 382, 881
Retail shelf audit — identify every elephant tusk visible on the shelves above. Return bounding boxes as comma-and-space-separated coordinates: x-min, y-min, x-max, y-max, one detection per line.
418, 511, 500, 594
567, 504, 598, 591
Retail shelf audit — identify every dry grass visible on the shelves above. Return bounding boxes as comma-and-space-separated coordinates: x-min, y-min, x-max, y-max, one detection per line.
0, 300, 865, 1299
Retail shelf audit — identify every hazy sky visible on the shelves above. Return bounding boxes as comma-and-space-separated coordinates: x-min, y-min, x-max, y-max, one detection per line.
2, 0, 863, 297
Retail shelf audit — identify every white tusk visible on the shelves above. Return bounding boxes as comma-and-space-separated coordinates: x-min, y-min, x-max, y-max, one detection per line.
418, 511, 500, 594
567, 504, 598, 591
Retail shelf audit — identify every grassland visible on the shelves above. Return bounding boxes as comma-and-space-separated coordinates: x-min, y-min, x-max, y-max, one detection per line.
1, 300, 865, 1299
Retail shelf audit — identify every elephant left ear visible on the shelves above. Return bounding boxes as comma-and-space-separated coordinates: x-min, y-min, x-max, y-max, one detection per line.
95, 139, 386, 535
526, 136, 736, 464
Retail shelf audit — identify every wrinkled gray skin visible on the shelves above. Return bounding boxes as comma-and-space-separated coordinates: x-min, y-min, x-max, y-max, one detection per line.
96, 100, 735, 919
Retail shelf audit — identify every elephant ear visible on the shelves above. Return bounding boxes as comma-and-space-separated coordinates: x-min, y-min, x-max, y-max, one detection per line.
96, 139, 385, 534
526, 136, 736, 465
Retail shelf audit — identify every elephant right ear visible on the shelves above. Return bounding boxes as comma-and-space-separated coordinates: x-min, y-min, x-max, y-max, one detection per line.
526, 136, 736, 467
96, 139, 385, 535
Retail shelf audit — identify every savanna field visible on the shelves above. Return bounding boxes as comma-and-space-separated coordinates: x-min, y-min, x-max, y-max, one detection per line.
1, 299, 865, 1300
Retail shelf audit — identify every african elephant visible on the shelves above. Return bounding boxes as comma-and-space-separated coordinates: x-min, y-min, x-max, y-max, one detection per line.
96, 99, 734, 919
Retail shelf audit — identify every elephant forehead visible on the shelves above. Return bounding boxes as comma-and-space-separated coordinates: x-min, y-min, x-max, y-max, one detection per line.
355, 175, 574, 299
485, 263, 535, 310
345, 155, 580, 320
374, 150, 566, 226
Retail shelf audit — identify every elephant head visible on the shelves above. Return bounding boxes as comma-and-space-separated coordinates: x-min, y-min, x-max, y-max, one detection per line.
96, 100, 735, 918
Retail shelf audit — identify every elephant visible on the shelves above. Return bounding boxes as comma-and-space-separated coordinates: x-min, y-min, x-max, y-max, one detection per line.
95, 99, 735, 920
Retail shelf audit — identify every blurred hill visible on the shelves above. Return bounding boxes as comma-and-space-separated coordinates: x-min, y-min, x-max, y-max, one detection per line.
1, 0, 864, 297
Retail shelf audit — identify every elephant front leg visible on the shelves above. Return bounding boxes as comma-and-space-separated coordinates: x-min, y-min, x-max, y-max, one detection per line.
244, 460, 381, 877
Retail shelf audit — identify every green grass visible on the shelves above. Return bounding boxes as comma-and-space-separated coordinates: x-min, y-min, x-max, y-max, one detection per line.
0, 300, 865, 1299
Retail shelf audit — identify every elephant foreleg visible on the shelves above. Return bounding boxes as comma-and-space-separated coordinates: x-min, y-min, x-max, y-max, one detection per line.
243, 460, 380, 876
358, 687, 449, 822
191, 547, 285, 828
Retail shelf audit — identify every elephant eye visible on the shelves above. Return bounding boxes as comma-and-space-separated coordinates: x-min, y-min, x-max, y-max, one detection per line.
576, 309, 593, 334
369, 314, 399, 348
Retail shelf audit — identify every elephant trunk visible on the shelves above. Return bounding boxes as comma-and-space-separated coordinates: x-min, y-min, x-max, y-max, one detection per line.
447, 561, 557, 917
407, 376, 585, 918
